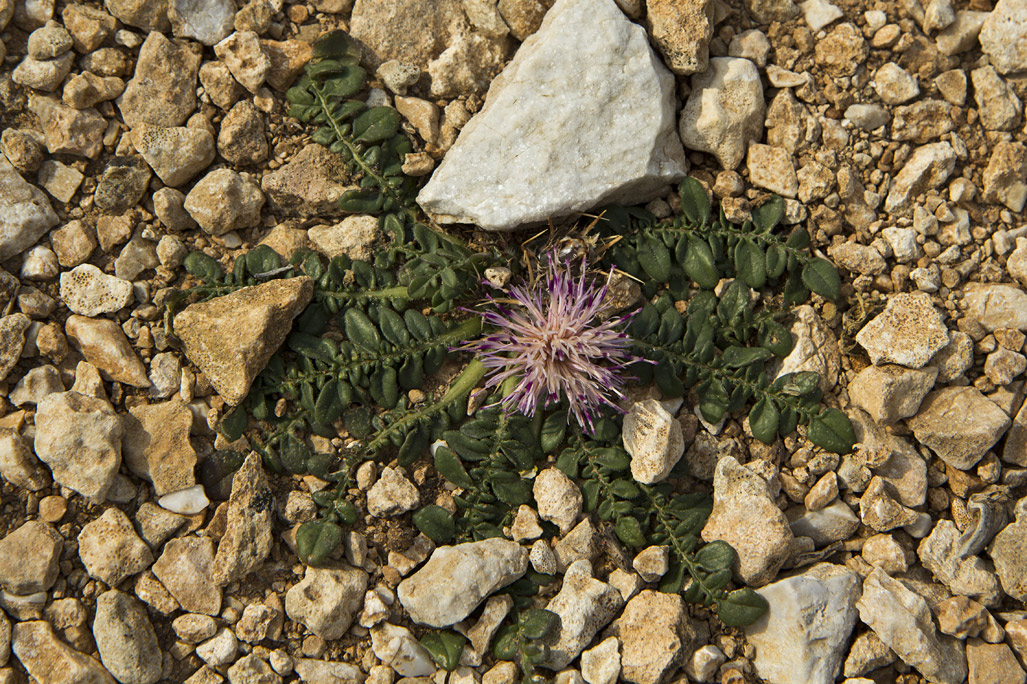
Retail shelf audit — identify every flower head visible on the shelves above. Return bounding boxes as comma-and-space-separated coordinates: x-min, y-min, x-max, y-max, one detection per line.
460, 250, 643, 434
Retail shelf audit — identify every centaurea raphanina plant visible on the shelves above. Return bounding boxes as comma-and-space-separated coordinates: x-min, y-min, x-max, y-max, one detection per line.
459, 249, 647, 434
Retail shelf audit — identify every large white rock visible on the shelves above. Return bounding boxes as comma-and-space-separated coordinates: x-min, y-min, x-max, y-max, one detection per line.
397, 539, 528, 627
744, 563, 860, 684
979, 0, 1027, 75
417, 0, 685, 231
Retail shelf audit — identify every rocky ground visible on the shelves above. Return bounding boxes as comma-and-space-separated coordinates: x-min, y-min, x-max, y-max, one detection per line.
1, 0, 1027, 684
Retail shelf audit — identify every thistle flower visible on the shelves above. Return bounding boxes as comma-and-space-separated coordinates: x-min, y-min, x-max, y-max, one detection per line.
460, 250, 643, 434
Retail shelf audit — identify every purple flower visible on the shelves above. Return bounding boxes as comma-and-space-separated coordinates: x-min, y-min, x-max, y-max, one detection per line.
460, 250, 643, 434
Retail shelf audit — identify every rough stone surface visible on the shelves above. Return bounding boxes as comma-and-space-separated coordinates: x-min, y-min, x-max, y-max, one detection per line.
212, 453, 274, 586
702, 456, 793, 586
307, 216, 381, 262
366, 466, 420, 518
848, 364, 937, 424
77, 508, 153, 587
93, 590, 161, 684
174, 277, 313, 404
168, 0, 234, 45
417, 0, 685, 231
66, 315, 149, 387
0, 157, 58, 262
979, 0, 1027, 75
121, 398, 197, 496
744, 564, 860, 684
184, 168, 265, 235
12, 621, 116, 684
370, 622, 436, 676
967, 641, 1027, 684
908, 387, 1011, 470
533, 467, 582, 535
0, 314, 32, 382
0, 427, 50, 491
59, 264, 133, 317
130, 124, 216, 187
646, 0, 713, 76
152, 536, 221, 616
679, 57, 764, 169
118, 31, 201, 128
884, 142, 957, 214
990, 498, 1027, 602
214, 31, 271, 94
747, 143, 798, 198
918, 519, 1002, 606
398, 539, 528, 627
260, 144, 355, 218
0, 521, 62, 594
855, 292, 950, 368
618, 590, 695, 684
285, 564, 368, 640
622, 399, 685, 485
34, 390, 123, 501
540, 560, 624, 670
857, 568, 967, 684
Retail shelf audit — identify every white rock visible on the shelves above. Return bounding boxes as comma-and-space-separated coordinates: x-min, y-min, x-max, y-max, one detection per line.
856, 568, 967, 684
130, 124, 216, 188
0, 157, 58, 261
848, 364, 937, 424
580, 637, 620, 684
540, 560, 624, 670
417, 0, 685, 231
0, 427, 50, 491
744, 563, 860, 684
789, 500, 861, 546
530, 538, 558, 575
307, 216, 381, 262
12, 621, 116, 684
800, 0, 842, 31
184, 168, 265, 235
533, 467, 582, 535
20, 245, 58, 280
774, 305, 841, 393
747, 143, 798, 197
59, 264, 133, 316
168, 0, 235, 46
685, 645, 726, 683
93, 590, 161, 684
196, 627, 238, 669
855, 292, 950, 368
9, 365, 63, 407
398, 538, 528, 627
214, 31, 271, 94
284, 564, 368, 640
631, 545, 669, 582
293, 659, 363, 683
366, 467, 420, 518
844, 103, 890, 131
874, 63, 920, 105
622, 399, 684, 484
979, 0, 1027, 75
159, 485, 210, 515
918, 519, 1002, 606
679, 57, 764, 169
370, 622, 436, 677
884, 142, 956, 214
882, 227, 919, 262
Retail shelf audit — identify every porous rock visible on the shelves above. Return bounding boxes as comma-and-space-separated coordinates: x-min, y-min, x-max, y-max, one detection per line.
285, 564, 368, 640
854, 292, 950, 368
618, 590, 696, 684
77, 508, 154, 587
65, 315, 150, 387
130, 124, 216, 187
121, 397, 197, 496
151, 536, 221, 616
540, 560, 624, 670
59, 264, 133, 317
679, 57, 764, 170
0, 521, 62, 594
622, 399, 685, 485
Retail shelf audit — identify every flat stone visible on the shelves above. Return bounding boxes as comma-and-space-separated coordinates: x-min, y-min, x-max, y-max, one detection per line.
106, 0, 170, 32
856, 568, 967, 684
702, 456, 793, 587
217, 100, 268, 166
989, 498, 1027, 602
581, 637, 620, 684
848, 365, 937, 424
979, 0, 1027, 75
130, 124, 216, 187
972, 66, 1023, 132
66, 315, 149, 387
285, 564, 368, 640
646, 0, 713, 76
12, 621, 116, 684
184, 168, 265, 235
122, 398, 197, 496
398, 538, 528, 627
417, 0, 685, 231
370, 622, 436, 677
789, 500, 860, 545
168, 0, 234, 45
884, 142, 957, 214
152, 536, 221, 616
964, 283, 1027, 331
855, 292, 950, 368
622, 399, 685, 485
0, 521, 62, 594
618, 590, 695, 684
745, 563, 860, 684
77, 508, 153, 586
34, 391, 123, 501
918, 519, 1002, 606
174, 277, 313, 405
212, 453, 273, 585
908, 387, 1011, 470
28, 96, 106, 158
118, 31, 201, 128
679, 57, 764, 169
59, 264, 133, 317
747, 143, 798, 198
0, 157, 58, 262
828, 241, 887, 276
540, 560, 624, 670
982, 142, 1027, 213
260, 144, 355, 218
968, 641, 1026, 684
134, 502, 186, 549
93, 590, 161, 684
293, 659, 363, 683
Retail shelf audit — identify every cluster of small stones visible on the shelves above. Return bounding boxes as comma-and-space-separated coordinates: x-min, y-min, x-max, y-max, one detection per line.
0, 1, 1026, 684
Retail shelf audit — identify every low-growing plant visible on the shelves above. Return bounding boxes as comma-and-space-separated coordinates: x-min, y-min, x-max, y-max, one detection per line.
169, 29, 856, 674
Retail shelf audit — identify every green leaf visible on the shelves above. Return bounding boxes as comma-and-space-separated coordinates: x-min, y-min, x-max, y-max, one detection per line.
313, 29, 362, 60
735, 238, 766, 289
540, 411, 567, 453
631, 304, 659, 338
751, 195, 784, 232
519, 609, 560, 640
245, 244, 282, 275
775, 371, 821, 396
759, 320, 793, 357
184, 252, 221, 282
638, 237, 671, 283
720, 346, 773, 368
698, 378, 729, 424
344, 308, 381, 351
807, 408, 856, 454
220, 405, 248, 442
695, 540, 737, 572
420, 631, 466, 671
320, 66, 366, 98
765, 244, 787, 279
397, 427, 429, 467
748, 397, 780, 444
314, 380, 343, 424
352, 106, 401, 143
785, 227, 811, 249
801, 258, 841, 300
338, 188, 383, 213
413, 505, 456, 544
493, 626, 519, 660
615, 516, 647, 548
434, 446, 474, 488
716, 588, 769, 627
684, 237, 720, 289
679, 177, 711, 226
378, 307, 409, 346
609, 479, 640, 500
296, 520, 343, 566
